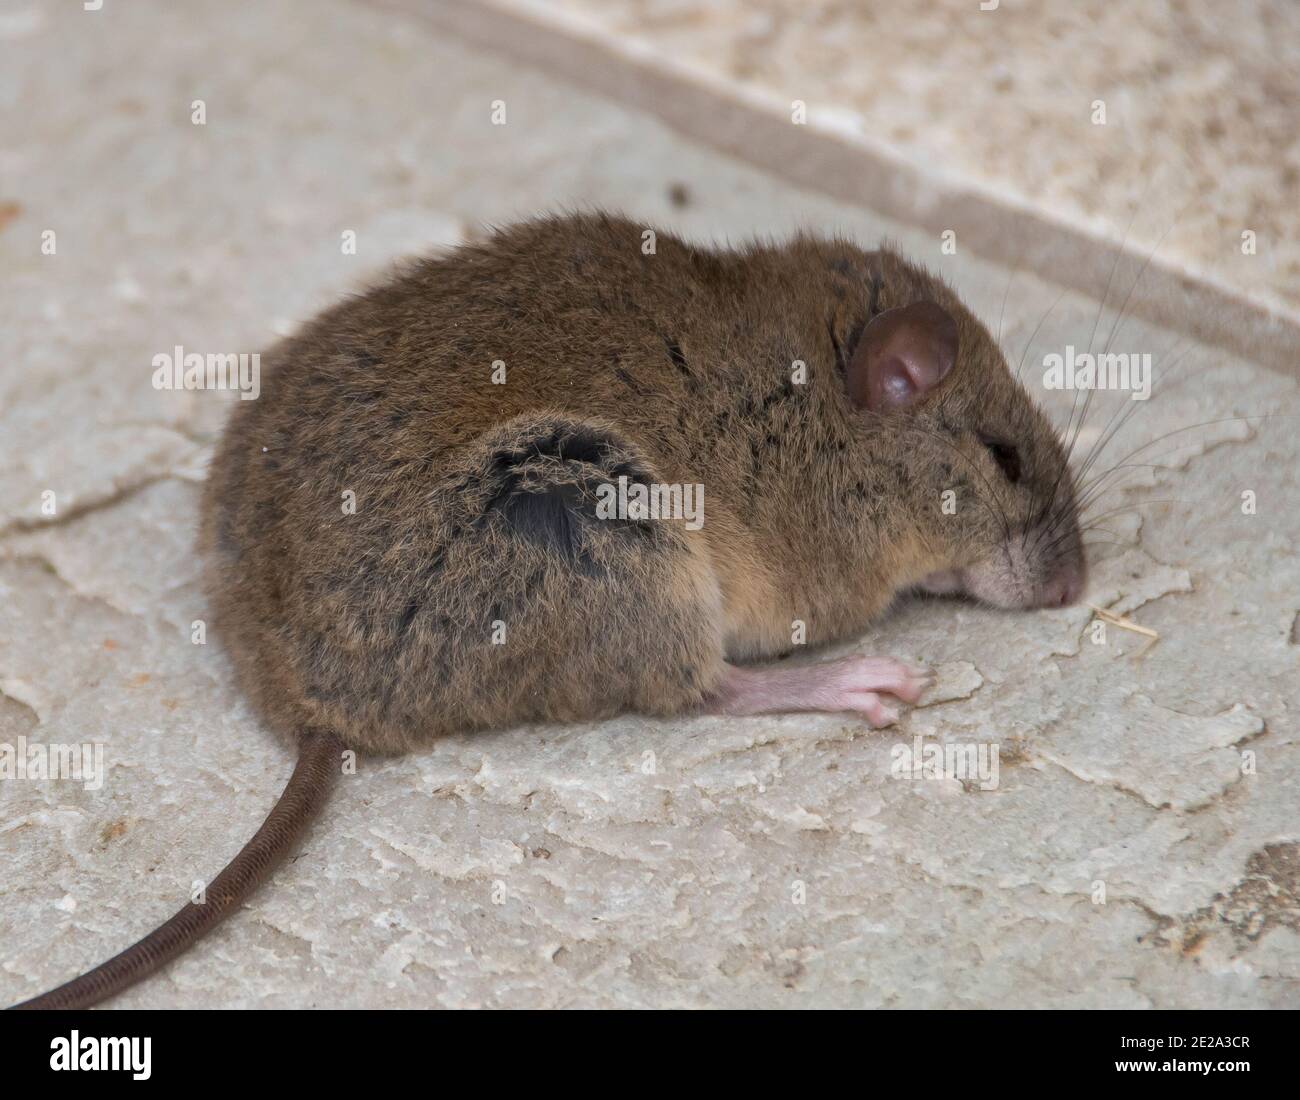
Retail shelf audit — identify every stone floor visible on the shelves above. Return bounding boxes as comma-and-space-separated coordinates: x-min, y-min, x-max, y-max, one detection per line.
0, 0, 1296, 1008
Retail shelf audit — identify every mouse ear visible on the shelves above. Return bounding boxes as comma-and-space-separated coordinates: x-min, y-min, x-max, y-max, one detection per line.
846, 300, 958, 412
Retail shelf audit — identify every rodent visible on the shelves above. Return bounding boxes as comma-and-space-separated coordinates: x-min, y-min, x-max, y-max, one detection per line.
14, 212, 1085, 1008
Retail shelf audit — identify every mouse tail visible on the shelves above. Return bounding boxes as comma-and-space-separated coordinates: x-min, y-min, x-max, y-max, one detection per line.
10, 727, 344, 1010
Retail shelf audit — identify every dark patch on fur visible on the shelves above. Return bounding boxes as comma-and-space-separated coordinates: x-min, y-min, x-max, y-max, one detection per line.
867, 270, 884, 318
396, 597, 421, 638
827, 318, 847, 377
615, 365, 653, 397
489, 481, 602, 577
513, 423, 612, 469
663, 336, 690, 376
844, 318, 866, 366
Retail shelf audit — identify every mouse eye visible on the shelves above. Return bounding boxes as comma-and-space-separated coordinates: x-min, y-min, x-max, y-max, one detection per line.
979, 435, 1022, 483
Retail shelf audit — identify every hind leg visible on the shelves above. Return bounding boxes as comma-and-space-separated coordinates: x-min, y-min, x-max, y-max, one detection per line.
709, 657, 932, 727
411, 413, 728, 736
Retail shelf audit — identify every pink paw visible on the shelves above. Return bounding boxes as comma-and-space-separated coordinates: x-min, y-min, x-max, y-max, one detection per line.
814, 656, 933, 725
709, 655, 933, 725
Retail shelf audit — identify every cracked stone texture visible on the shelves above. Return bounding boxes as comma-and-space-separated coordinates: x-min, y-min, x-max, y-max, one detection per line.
507, 0, 1300, 321
1, 0, 1297, 1008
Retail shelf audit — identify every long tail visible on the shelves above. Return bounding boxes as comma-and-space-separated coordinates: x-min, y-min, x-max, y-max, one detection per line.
11, 728, 343, 1010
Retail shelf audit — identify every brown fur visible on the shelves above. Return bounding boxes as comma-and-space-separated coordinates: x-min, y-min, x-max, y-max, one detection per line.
201, 212, 1082, 755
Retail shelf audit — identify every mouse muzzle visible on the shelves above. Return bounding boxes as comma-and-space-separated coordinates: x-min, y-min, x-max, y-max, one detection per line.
924, 520, 1087, 611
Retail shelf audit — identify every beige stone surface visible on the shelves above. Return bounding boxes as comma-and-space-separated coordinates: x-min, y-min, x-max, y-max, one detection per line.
0, 0, 1297, 1008
509, 0, 1300, 319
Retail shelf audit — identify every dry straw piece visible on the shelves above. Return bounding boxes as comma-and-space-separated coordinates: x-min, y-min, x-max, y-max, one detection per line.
1088, 603, 1160, 657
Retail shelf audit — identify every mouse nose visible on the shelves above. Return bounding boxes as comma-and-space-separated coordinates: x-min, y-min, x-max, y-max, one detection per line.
1038, 566, 1084, 608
